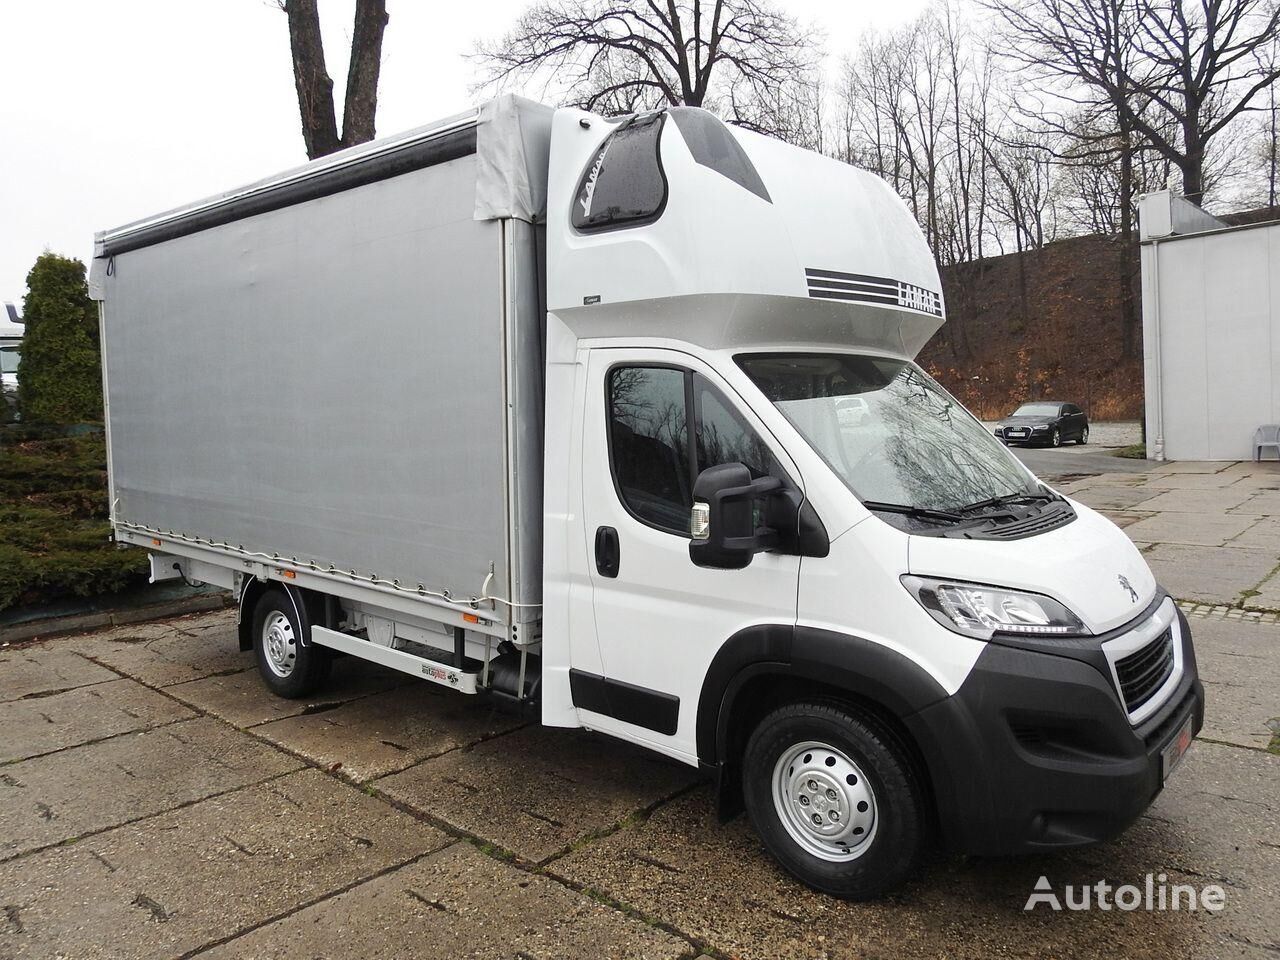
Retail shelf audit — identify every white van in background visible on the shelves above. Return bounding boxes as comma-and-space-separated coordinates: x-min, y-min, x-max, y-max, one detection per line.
0, 303, 23, 409
91, 98, 1203, 899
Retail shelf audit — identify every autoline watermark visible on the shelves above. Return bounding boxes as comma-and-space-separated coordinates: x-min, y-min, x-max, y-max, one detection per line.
1025, 874, 1227, 912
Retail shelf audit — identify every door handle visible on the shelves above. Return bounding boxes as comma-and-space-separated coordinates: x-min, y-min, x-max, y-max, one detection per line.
594, 526, 620, 578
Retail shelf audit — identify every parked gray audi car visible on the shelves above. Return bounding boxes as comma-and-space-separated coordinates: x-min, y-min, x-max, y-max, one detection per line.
994, 401, 1089, 446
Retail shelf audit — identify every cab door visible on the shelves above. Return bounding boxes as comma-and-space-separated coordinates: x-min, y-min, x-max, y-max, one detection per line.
577, 347, 803, 762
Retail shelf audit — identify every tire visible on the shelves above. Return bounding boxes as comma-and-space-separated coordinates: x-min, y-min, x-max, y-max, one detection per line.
1050, 427, 1061, 447
251, 589, 331, 699
742, 701, 927, 900
1078, 426, 1089, 445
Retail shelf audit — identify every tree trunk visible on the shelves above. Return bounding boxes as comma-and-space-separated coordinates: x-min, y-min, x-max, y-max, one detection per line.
341, 0, 390, 148
1181, 113, 1205, 205
1118, 125, 1139, 359
284, 0, 340, 160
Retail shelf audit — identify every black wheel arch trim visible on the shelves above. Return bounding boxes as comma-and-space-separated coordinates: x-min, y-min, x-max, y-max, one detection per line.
237, 577, 329, 652
695, 623, 951, 767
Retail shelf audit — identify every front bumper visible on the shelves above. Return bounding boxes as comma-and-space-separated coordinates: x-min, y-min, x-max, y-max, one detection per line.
905, 603, 1203, 855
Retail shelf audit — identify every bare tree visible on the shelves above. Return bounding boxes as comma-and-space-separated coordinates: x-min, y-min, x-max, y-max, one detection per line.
984, 131, 1058, 329
835, 4, 1005, 358
988, 0, 1280, 204
280, 0, 390, 160
1131, 0, 1280, 202
982, 0, 1159, 353
475, 0, 820, 139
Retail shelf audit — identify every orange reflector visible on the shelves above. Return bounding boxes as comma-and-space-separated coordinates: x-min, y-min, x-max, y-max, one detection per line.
151, 538, 162, 546
282, 570, 296, 579
462, 613, 479, 624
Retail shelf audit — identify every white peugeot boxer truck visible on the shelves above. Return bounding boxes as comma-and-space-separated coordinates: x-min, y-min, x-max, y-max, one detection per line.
92, 96, 1203, 899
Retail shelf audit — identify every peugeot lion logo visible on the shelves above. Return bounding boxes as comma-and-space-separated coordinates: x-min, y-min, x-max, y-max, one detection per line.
1118, 574, 1139, 603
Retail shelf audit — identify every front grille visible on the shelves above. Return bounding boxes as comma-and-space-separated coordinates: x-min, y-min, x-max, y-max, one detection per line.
1115, 628, 1175, 713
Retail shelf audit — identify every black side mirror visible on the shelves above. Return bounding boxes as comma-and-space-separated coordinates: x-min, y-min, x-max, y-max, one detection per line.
688, 462, 786, 569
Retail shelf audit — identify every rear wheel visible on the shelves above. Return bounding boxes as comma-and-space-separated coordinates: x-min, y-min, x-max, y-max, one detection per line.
742, 701, 927, 900
252, 590, 330, 698
1078, 425, 1089, 445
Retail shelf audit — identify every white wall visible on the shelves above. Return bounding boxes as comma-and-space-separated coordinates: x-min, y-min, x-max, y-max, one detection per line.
1142, 220, 1280, 460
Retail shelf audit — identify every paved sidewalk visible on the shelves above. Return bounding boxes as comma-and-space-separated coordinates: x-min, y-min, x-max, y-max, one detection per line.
0, 459, 1277, 960
1055, 459, 1280, 612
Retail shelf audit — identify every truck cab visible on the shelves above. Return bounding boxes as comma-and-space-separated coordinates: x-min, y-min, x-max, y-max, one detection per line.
537, 106, 1203, 897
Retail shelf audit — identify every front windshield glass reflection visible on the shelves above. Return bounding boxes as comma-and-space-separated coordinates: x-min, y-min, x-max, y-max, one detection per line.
738, 353, 1037, 512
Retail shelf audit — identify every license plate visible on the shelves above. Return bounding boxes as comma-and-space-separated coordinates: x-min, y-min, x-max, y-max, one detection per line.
1161, 715, 1194, 781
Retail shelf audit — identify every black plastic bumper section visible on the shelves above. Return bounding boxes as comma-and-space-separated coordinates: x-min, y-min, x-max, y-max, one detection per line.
905, 607, 1203, 855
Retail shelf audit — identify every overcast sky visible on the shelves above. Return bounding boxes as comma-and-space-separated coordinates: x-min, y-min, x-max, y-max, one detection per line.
0, 0, 930, 306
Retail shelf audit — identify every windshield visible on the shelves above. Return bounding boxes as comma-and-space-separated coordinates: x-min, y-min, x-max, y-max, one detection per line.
738, 353, 1038, 512
1012, 403, 1060, 416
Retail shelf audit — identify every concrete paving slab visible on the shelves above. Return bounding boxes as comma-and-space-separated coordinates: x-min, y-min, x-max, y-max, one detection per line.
1219, 458, 1280, 473
1150, 462, 1234, 474
0, 677, 193, 763
252, 683, 526, 782
200, 841, 689, 960
1144, 543, 1280, 605
1070, 484, 1164, 511
1229, 517, 1280, 552
1190, 617, 1280, 751
0, 716, 302, 860
0, 645, 116, 702
87, 607, 237, 645
1129, 487, 1258, 515
553, 741, 1276, 960
1143, 473, 1248, 489
75, 618, 252, 687
1115, 741, 1280, 958
1099, 511, 1150, 529
1232, 490, 1280, 516
1124, 513, 1258, 548
0, 768, 450, 960
378, 726, 697, 863
165, 658, 407, 728
549, 787, 1202, 960
1248, 569, 1280, 612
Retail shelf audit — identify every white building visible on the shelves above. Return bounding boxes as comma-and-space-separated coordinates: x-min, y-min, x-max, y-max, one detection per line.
1141, 190, 1280, 461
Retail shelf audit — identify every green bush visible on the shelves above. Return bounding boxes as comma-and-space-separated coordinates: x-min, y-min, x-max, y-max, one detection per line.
16, 254, 103, 425
0, 431, 147, 611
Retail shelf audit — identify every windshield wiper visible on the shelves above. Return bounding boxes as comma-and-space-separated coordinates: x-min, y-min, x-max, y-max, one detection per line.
861, 501, 965, 523
957, 490, 1058, 514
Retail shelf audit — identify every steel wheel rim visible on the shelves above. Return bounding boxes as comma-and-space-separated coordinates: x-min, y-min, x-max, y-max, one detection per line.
261, 611, 297, 678
772, 740, 877, 862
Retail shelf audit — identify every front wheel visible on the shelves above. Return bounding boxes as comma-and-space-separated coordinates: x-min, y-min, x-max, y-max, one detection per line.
1078, 426, 1089, 445
252, 590, 331, 698
742, 701, 927, 900
1050, 427, 1062, 447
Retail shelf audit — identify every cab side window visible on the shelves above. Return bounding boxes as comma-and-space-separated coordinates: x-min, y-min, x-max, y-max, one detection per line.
694, 374, 778, 479
608, 367, 691, 534
572, 113, 668, 232
607, 366, 782, 536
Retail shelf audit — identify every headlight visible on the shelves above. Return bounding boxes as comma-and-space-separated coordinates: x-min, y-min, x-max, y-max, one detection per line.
1032, 424, 1048, 432
901, 575, 1089, 639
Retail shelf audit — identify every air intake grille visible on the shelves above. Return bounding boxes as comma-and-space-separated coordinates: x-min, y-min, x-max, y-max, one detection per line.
1115, 628, 1175, 714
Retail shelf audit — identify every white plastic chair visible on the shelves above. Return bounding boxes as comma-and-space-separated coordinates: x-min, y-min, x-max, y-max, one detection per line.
1255, 424, 1280, 461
